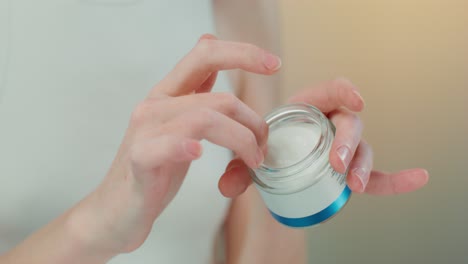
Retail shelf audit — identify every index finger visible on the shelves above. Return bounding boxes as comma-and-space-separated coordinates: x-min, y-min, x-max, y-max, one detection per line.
151, 36, 282, 97
364, 169, 429, 195
288, 78, 365, 113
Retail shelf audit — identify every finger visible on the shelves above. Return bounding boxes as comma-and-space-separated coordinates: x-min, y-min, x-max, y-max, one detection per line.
130, 135, 202, 182
152, 38, 281, 97
328, 108, 363, 173
218, 159, 252, 197
196, 34, 219, 93
199, 33, 217, 41
145, 92, 268, 147
197, 71, 218, 93
346, 141, 373, 193
364, 169, 429, 195
288, 78, 365, 113
159, 108, 264, 168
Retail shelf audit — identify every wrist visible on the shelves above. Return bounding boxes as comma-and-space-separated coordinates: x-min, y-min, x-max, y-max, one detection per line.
64, 197, 119, 263
67, 168, 149, 256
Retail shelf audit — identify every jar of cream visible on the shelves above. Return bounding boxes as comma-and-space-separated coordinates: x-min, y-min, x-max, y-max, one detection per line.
250, 103, 351, 228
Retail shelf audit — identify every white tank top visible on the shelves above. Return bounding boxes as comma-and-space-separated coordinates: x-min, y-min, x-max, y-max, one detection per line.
0, 1, 231, 263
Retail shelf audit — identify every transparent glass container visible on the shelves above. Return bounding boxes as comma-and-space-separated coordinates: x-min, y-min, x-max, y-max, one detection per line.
250, 103, 351, 228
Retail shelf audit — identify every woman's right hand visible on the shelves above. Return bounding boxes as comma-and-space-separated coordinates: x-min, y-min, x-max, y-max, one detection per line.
67, 35, 281, 259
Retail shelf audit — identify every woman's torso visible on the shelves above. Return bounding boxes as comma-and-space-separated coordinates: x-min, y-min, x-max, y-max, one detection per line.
0, 0, 231, 262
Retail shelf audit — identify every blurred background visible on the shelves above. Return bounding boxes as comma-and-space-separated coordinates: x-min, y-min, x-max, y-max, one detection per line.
279, 1, 468, 263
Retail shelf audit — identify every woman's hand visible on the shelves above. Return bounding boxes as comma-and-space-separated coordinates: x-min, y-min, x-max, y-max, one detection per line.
67, 35, 281, 257
219, 78, 429, 197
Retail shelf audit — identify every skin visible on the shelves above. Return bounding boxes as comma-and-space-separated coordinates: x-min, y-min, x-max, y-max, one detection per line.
0, 36, 290, 264
220, 78, 429, 196
211, 1, 422, 263
0, 36, 429, 264
0, 2, 429, 263
214, 2, 428, 263
212, 1, 308, 263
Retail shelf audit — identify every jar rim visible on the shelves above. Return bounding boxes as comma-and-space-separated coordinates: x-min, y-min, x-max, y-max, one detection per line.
250, 103, 334, 194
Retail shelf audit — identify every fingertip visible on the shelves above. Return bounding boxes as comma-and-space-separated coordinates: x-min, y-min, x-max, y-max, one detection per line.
255, 147, 265, 168
334, 77, 364, 112
199, 33, 217, 41
329, 148, 348, 174
218, 166, 251, 198
240, 150, 262, 169
225, 158, 245, 171
347, 173, 365, 193
393, 169, 430, 194
413, 168, 430, 187
350, 90, 365, 112
183, 140, 203, 160
261, 143, 269, 157
258, 121, 269, 149
218, 174, 233, 198
421, 169, 430, 182
218, 175, 248, 198
262, 52, 282, 72
286, 94, 300, 104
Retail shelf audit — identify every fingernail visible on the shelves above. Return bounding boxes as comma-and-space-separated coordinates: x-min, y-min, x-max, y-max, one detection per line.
184, 141, 202, 158
337, 146, 351, 170
352, 90, 365, 108
255, 148, 264, 167
263, 53, 282, 71
261, 143, 268, 156
259, 121, 269, 147
225, 161, 241, 172
352, 167, 368, 192
199, 33, 216, 41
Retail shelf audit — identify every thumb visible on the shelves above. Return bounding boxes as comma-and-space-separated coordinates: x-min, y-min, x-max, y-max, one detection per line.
218, 159, 253, 198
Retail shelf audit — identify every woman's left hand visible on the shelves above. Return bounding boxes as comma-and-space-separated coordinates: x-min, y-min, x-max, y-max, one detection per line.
219, 78, 429, 197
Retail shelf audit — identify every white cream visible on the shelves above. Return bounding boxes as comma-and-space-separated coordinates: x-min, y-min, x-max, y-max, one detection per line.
264, 122, 321, 169
251, 103, 351, 228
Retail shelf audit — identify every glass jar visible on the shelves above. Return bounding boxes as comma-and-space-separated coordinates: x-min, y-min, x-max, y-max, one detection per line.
250, 103, 351, 228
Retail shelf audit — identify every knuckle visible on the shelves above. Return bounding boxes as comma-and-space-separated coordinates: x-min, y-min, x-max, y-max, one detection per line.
216, 93, 241, 117
331, 77, 354, 89
194, 39, 218, 71
195, 39, 215, 58
327, 78, 364, 111
333, 108, 361, 125
244, 130, 258, 148
242, 43, 259, 54
348, 112, 362, 126
368, 144, 374, 158
347, 113, 363, 141
361, 139, 373, 155
243, 43, 261, 62
243, 43, 258, 50
131, 99, 164, 127
129, 143, 145, 168
331, 77, 356, 100
194, 108, 216, 131
131, 101, 152, 126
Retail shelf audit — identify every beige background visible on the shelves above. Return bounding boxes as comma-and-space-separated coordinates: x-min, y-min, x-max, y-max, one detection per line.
279, 1, 468, 263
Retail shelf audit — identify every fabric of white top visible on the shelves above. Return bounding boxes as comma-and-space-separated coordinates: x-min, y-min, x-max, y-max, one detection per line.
0, 0, 232, 263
